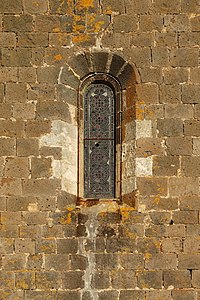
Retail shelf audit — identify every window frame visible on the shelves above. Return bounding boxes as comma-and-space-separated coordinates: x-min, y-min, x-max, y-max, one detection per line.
78, 73, 122, 203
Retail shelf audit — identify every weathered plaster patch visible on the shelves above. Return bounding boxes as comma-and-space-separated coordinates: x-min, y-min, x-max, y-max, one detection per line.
40, 120, 77, 195
136, 120, 152, 139
135, 157, 153, 177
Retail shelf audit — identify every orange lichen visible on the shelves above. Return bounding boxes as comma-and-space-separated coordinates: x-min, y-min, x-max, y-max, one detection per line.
136, 100, 145, 120
52, 27, 61, 33
76, 0, 94, 9
72, 34, 91, 44
120, 206, 135, 222
54, 54, 63, 61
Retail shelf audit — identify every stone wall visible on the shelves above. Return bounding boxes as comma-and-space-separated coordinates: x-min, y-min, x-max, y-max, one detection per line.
0, 0, 200, 299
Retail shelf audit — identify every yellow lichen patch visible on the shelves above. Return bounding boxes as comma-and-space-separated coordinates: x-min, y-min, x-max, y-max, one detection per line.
153, 196, 161, 205
104, 6, 112, 14
87, 15, 105, 33
136, 100, 145, 120
72, 34, 91, 44
73, 15, 85, 33
52, 27, 61, 33
124, 227, 137, 239
54, 54, 63, 61
120, 206, 135, 222
144, 252, 152, 260
76, 0, 94, 9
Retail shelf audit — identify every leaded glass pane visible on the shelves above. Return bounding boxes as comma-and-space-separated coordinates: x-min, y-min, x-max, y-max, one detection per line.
84, 83, 115, 198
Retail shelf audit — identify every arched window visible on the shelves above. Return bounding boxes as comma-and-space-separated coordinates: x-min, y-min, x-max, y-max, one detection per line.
78, 74, 122, 201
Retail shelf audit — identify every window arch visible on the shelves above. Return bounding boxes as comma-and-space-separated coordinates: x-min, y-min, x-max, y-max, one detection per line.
78, 74, 122, 201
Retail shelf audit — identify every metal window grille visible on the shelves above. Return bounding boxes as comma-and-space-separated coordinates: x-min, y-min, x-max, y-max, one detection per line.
84, 83, 115, 198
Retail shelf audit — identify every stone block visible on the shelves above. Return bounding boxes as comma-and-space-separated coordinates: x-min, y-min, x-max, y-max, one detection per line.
49, 33, 71, 47
181, 0, 200, 12
45, 254, 69, 270
136, 83, 159, 104
2, 254, 26, 271
35, 16, 61, 32
0, 103, 12, 118
71, 255, 88, 270
180, 196, 200, 211
137, 177, 167, 196
0, 238, 14, 254
173, 211, 199, 224
102, 32, 131, 48
15, 272, 35, 290
0, 225, 19, 238
145, 254, 178, 270
152, 0, 180, 13
163, 67, 188, 84
119, 290, 145, 300
192, 270, 200, 288
25, 291, 56, 300
20, 225, 41, 239
57, 291, 81, 300
169, 178, 199, 196
182, 157, 200, 176
139, 15, 163, 32
0, 84, 4, 102
31, 48, 45, 66
57, 239, 78, 254
179, 254, 200, 269
145, 104, 164, 120
36, 271, 60, 290
164, 14, 190, 31
0, 196, 6, 211
162, 238, 183, 253
6, 83, 27, 103
25, 120, 51, 137
172, 290, 196, 300
31, 157, 52, 179
0, 271, 15, 289
155, 32, 177, 47
166, 137, 192, 155
0, 120, 24, 138
182, 85, 200, 104
0, 178, 22, 196
14, 103, 35, 120
170, 48, 199, 67
3, 15, 33, 32
24, 0, 48, 14
42, 225, 64, 238
56, 84, 77, 106
149, 212, 171, 225
28, 84, 55, 101
61, 271, 84, 289
114, 15, 138, 33
136, 138, 165, 157
184, 237, 200, 253
128, 47, 151, 67
191, 16, 200, 31
157, 119, 183, 137
37, 66, 60, 84
146, 290, 172, 300
152, 47, 169, 66
136, 120, 152, 139
119, 253, 143, 270
167, 225, 185, 237
5, 157, 29, 178
103, 0, 125, 13
92, 271, 110, 289
184, 120, 200, 136
191, 68, 200, 84
137, 237, 160, 254
98, 291, 119, 300
0, 67, 18, 82
138, 270, 162, 289
17, 138, 39, 156
36, 239, 56, 254
160, 84, 181, 103
15, 238, 35, 254
36, 101, 72, 122
139, 67, 163, 84
153, 155, 179, 176
0, 32, 16, 47
145, 225, 167, 237
0, 0, 22, 13
131, 33, 154, 47
106, 237, 136, 253
26, 254, 43, 271
135, 157, 152, 176
23, 212, 48, 225
125, 0, 150, 14
18, 33, 48, 47
179, 32, 200, 47
3, 48, 32, 67
49, 0, 69, 14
